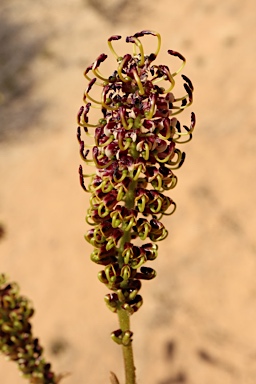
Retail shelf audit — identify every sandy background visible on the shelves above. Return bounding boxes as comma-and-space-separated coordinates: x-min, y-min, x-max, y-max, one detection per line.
1, 0, 256, 383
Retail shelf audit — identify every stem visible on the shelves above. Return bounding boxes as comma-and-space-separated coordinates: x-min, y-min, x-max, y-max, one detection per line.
117, 308, 136, 384
116, 140, 140, 383
117, 177, 137, 383
125, 179, 137, 209
117, 179, 137, 265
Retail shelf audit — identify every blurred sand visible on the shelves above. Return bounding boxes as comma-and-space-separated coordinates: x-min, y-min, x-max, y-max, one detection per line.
1, 1, 256, 383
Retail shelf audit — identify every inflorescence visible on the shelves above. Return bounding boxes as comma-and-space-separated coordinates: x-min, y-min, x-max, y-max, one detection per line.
0, 274, 64, 384
77, 31, 195, 336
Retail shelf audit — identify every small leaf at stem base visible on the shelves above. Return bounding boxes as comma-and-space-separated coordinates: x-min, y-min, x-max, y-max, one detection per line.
110, 371, 120, 384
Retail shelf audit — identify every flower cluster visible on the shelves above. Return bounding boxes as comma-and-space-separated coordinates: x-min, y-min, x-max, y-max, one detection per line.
78, 31, 195, 319
0, 274, 63, 384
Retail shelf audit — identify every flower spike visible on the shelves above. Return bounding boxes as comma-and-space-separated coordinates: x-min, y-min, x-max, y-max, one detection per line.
0, 275, 65, 383
77, 31, 195, 324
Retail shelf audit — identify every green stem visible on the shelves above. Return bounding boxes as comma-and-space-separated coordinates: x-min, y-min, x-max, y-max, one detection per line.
117, 177, 137, 383
117, 308, 136, 384
115, 141, 140, 383
117, 179, 137, 265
